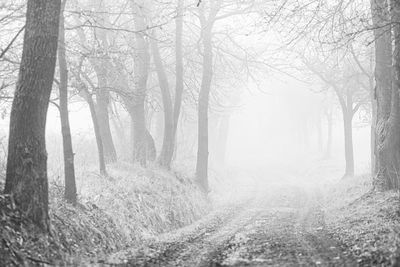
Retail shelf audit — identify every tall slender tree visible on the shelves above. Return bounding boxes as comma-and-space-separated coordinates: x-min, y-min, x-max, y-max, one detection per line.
195, 1, 219, 192
4, 0, 61, 231
58, 0, 77, 204
155, 0, 186, 169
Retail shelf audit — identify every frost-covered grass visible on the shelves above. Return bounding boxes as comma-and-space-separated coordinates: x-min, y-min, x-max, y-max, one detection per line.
71, 162, 209, 241
0, 162, 210, 265
324, 174, 400, 266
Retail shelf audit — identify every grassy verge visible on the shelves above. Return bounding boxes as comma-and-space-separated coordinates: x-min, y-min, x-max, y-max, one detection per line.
324, 174, 400, 266
0, 163, 209, 265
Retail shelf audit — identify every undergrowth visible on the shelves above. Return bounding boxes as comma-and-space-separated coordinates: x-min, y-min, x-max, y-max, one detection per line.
0, 163, 209, 265
324, 174, 400, 266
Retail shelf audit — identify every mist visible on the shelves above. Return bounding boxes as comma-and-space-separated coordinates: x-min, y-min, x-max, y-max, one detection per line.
0, 0, 399, 266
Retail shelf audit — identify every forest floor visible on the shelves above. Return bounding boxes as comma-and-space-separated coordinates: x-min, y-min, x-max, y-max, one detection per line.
1, 161, 399, 266
92, 163, 400, 267
98, 182, 356, 266
0, 163, 209, 266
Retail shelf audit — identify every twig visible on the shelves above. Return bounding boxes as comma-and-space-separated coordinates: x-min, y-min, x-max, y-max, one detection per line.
0, 25, 25, 59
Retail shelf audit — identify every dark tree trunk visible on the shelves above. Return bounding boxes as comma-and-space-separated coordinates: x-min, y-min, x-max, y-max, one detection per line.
383, 0, 400, 189
4, 0, 61, 232
371, 0, 395, 190
196, 25, 213, 192
58, 0, 77, 204
150, 38, 174, 169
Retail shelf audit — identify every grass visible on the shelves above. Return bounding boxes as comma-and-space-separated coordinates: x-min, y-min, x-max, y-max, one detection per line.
324, 174, 400, 266
0, 162, 209, 265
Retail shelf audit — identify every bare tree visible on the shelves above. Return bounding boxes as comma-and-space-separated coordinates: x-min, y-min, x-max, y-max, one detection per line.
4, 0, 61, 231
58, 0, 77, 204
301, 49, 369, 177
130, 0, 150, 167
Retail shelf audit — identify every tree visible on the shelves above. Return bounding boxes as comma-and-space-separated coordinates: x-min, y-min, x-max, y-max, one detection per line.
58, 0, 77, 204
73, 2, 118, 163
150, 35, 174, 168
4, 0, 61, 231
74, 67, 108, 176
371, 0, 397, 190
150, 0, 185, 169
195, 1, 219, 192
301, 48, 369, 177
130, 0, 150, 167
390, 0, 400, 190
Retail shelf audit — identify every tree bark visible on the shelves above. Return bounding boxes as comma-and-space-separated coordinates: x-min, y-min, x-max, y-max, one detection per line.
196, 24, 213, 192
58, 0, 77, 204
371, 0, 395, 190
83, 89, 107, 176
383, 0, 400, 189
371, 95, 377, 174
95, 81, 117, 163
172, 0, 185, 156
131, 1, 149, 167
4, 0, 61, 232
150, 38, 174, 168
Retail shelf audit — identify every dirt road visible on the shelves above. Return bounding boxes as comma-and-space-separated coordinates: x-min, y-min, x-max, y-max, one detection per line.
99, 184, 355, 266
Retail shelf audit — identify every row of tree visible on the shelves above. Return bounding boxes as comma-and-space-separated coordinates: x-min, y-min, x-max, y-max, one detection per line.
1, 0, 399, 233
0, 0, 263, 232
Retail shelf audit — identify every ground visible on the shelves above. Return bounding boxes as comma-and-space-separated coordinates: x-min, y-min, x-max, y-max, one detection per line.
97, 183, 356, 266
1, 162, 399, 266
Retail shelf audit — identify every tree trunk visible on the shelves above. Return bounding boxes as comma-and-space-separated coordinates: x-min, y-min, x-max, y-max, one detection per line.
91, 0, 117, 164
196, 25, 213, 192
4, 0, 61, 232
371, 0, 395, 190
150, 38, 174, 169
58, 0, 77, 204
84, 91, 107, 176
371, 94, 377, 175
131, 1, 149, 167
342, 107, 354, 177
384, 0, 400, 189
95, 82, 117, 163
172, 0, 185, 153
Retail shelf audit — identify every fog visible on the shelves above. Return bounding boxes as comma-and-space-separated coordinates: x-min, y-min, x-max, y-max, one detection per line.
1, 0, 398, 265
